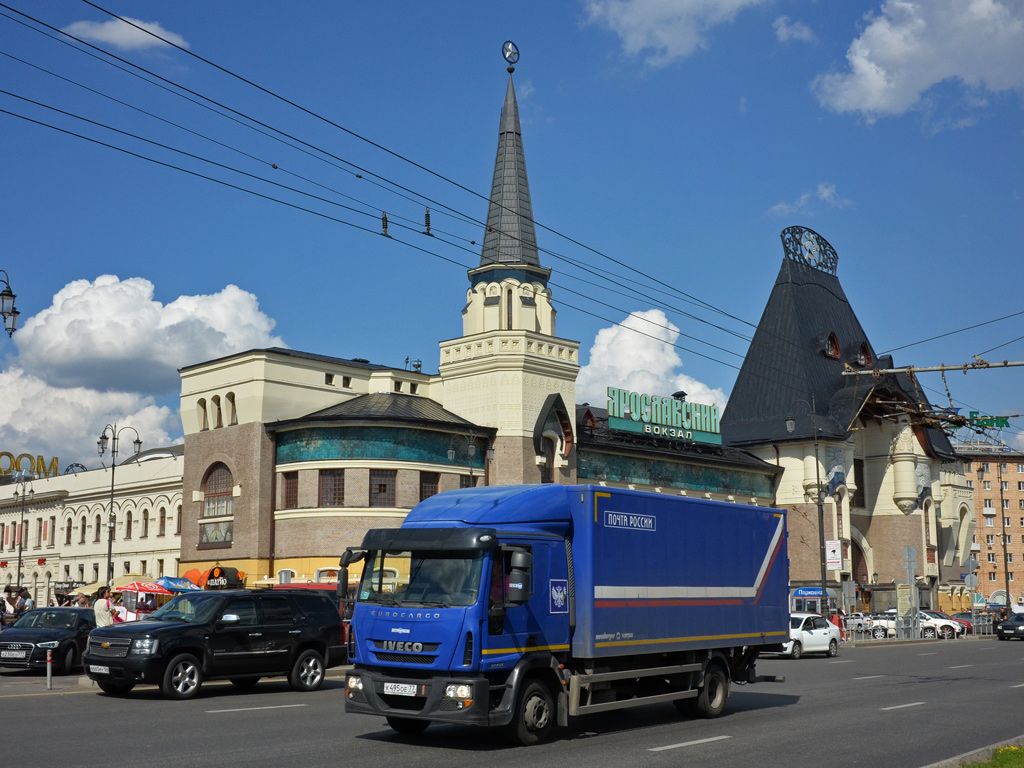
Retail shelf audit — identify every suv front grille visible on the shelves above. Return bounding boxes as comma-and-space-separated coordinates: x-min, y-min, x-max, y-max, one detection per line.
88, 636, 131, 658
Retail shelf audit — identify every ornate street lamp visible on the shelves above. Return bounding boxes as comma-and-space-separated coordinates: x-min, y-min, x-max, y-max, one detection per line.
1, 269, 18, 337
786, 395, 830, 617
976, 462, 1012, 614
11, 475, 34, 591
449, 435, 478, 487
97, 424, 142, 586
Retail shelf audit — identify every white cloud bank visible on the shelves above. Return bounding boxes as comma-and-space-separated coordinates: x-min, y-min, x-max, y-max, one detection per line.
584, 0, 769, 66
63, 18, 189, 51
576, 309, 728, 411
3, 276, 283, 468
770, 182, 852, 217
813, 0, 1024, 121
773, 15, 815, 44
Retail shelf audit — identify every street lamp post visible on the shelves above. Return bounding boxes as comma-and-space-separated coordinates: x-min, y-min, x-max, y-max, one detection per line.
11, 475, 34, 591
0, 269, 19, 337
97, 424, 142, 587
448, 435, 478, 487
786, 395, 830, 617
976, 462, 1012, 614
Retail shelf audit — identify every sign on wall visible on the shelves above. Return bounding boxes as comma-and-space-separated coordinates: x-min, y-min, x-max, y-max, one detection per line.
0, 452, 59, 477
606, 387, 721, 445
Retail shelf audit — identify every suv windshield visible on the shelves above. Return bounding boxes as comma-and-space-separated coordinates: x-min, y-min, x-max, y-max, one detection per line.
358, 549, 484, 608
149, 593, 223, 624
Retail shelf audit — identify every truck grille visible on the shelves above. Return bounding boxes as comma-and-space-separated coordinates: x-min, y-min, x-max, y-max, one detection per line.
373, 652, 437, 664
88, 636, 131, 658
372, 641, 440, 652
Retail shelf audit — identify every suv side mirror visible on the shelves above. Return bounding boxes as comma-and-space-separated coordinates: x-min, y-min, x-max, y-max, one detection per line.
218, 614, 240, 626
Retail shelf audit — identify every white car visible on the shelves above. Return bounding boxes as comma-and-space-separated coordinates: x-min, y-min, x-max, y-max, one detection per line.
782, 612, 841, 659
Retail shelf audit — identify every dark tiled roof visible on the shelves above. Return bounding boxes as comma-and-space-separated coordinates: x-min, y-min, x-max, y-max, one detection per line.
721, 250, 956, 460
270, 393, 490, 434
479, 75, 541, 268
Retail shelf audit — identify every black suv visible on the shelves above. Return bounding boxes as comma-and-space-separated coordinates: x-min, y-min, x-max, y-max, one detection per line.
83, 589, 345, 700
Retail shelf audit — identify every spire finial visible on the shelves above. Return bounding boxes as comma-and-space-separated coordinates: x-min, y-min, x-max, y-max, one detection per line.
502, 40, 519, 74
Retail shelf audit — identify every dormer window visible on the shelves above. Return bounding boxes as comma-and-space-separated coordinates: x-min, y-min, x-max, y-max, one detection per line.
824, 333, 840, 359
857, 343, 872, 367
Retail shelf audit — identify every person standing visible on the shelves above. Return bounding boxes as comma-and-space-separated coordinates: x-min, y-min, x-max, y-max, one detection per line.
94, 587, 115, 627
18, 589, 34, 615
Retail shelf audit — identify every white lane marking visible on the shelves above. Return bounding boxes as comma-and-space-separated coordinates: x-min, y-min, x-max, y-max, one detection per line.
853, 675, 886, 680
829, 660, 856, 664
649, 735, 732, 752
206, 704, 308, 714
881, 702, 925, 711
917, 652, 937, 656
949, 665, 973, 669
1011, 683, 1024, 689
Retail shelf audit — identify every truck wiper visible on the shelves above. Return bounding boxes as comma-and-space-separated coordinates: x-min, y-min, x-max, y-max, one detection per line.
416, 600, 450, 608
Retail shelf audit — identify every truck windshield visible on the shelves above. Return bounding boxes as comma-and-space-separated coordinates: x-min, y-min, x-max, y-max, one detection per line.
357, 549, 484, 608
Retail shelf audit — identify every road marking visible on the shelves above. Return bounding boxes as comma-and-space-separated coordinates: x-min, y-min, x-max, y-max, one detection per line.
649, 735, 732, 752
1011, 683, 1024, 689
828, 660, 856, 664
0, 689, 96, 699
917, 652, 937, 656
206, 704, 308, 714
881, 702, 925, 711
853, 675, 886, 680
949, 665, 973, 669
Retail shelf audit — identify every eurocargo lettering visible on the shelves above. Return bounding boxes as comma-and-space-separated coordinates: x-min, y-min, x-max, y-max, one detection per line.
340, 485, 788, 745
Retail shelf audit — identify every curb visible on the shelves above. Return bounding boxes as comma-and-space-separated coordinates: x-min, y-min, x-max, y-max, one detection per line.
919, 734, 1024, 768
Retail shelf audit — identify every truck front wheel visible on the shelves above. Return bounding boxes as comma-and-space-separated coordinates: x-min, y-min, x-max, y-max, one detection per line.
507, 679, 556, 745
694, 665, 729, 719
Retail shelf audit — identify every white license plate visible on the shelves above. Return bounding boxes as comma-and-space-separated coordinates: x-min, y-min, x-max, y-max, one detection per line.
383, 682, 418, 696
1, 650, 26, 659
89, 665, 110, 675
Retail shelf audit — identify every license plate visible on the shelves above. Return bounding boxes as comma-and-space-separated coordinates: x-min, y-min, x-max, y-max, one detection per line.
1, 650, 26, 659
89, 665, 110, 675
383, 682, 418, 696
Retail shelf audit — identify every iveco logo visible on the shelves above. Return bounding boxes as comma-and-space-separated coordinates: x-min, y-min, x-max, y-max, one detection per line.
383, 641, 423, 653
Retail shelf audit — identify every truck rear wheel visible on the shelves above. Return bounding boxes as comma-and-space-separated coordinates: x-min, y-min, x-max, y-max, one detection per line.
694, 665, 729, 719
386, 716, 429, 736
507, 679, 555, 745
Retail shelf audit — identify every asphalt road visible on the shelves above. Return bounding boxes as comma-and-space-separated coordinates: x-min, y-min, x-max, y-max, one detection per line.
3, 638, 1023, 768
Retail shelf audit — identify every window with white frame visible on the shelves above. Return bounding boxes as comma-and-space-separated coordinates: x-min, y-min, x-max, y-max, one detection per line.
988, 552, 997, 562
987, 534, 995, 545
984, 499, 993, 508
988, 572, 997, 582
986, 517, 994, 527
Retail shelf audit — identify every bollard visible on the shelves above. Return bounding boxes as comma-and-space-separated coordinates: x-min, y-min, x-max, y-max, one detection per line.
46, 649, 53, 690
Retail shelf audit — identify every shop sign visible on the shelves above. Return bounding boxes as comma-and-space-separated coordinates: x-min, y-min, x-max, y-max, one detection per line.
946, 410, 1011, 430
793, 587, 824, 597
606, 386, 721, 445
0, 452, 59, 477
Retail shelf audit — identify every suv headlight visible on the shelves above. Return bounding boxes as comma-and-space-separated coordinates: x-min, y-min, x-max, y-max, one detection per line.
130, 638, 159, 655
37, 641, 59, 649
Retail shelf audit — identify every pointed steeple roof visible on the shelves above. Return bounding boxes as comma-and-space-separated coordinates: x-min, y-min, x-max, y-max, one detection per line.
479, 75, 540, 267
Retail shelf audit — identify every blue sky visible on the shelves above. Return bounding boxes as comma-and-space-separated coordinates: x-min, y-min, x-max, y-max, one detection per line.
2, 0, 1023, 467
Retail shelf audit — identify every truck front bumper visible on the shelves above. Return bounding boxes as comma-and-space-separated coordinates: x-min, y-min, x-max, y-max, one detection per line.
344, 667, 497, 727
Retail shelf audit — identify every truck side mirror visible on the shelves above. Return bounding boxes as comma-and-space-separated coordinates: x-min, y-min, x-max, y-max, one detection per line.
507, 551, 532, 605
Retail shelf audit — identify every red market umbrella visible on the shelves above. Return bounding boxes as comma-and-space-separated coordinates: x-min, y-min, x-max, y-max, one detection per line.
115, 581, 173, 595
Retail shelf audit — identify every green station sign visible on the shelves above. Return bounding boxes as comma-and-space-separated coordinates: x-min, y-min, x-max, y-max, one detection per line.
606, 386, 721, 445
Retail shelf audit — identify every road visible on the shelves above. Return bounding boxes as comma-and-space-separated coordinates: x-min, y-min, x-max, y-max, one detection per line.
4, 638, 1023, 768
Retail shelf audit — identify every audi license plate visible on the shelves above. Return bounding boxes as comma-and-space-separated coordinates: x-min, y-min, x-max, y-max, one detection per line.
1, 650, 26, 659
89, 665, 110, 675
383, 682, 417, 696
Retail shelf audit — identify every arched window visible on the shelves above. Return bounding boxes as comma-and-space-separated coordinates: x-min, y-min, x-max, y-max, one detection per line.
212, 395, 223, 428
158, 507, 166, 536
124, 511, 133, 539
176, 505, 182, 534
79, 516, 86, 544
65, 520, 72, 545
141, 510, 149, 538
94, 514, 101, 542
203, 463, 234, 517
198, 398, 208, 431
226, 392, 237, 425
506, 289, 513, 330
824, 332, 840, 359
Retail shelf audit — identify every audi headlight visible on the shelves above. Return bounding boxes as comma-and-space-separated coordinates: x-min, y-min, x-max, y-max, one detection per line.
131, 638, 158, 655
347, 676, 363, 690
445, 684, 472, 699
37, 641, 59, 649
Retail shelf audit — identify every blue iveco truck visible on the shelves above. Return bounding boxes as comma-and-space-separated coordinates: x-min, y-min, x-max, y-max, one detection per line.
341, 484, 788, 744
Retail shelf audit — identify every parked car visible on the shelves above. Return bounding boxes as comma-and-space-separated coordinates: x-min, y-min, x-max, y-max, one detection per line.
0, 607, 96, 674
950, 612, 975, 634
922, 610, 965, 638
995, 613, 1024, 640
925, 610, 969, 635
872, 610, 959, 639
846, 612, 875, 631
782, 612, 841, 658
83, 589, 346, 699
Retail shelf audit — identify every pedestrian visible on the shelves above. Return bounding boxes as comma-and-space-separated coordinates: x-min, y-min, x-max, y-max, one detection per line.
94, 586, 115, 627
76, 593, 89, 608
18, 588, 34, 614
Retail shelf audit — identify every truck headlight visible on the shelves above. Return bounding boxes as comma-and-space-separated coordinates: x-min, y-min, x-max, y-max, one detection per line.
38, 641, 59, 649
130, 638, 158, 655
445, 684, 472, 699
347, 676, 363, 691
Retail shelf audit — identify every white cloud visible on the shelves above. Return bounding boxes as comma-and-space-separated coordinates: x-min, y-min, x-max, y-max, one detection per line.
813, 0, 1024, 121
15, 276, 283, 395
62, 17, 189, 51
770, 182, 852, 216
584, 0, 769, 66
773, 15, 815, 44
577, 309, 728, 411
0, 366, 179, 471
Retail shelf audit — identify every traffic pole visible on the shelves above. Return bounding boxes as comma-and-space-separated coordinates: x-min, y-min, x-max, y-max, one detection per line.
46, 649, 52, 690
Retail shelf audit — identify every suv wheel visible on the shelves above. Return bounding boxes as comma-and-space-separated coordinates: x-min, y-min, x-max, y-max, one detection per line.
940, 626, 954, 640
162, 653, 203, 700
827, 639, 839, 657
289, 649, 325, 692
872, 627, 887, 640
922, 627, 937, 639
